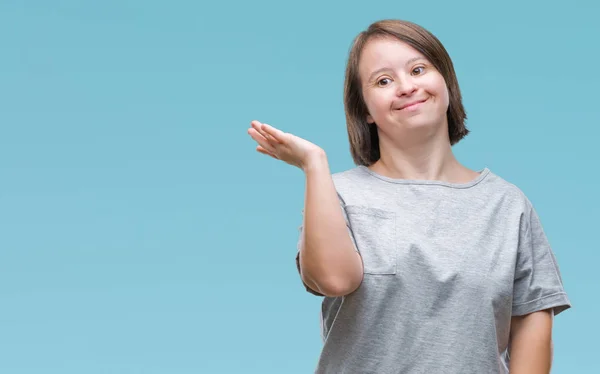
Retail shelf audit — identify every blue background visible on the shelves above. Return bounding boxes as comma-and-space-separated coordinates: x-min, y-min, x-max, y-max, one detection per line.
1, 0, 597, 373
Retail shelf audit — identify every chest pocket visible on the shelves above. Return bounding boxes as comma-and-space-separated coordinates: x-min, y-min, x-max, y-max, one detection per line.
346, 205, 397, 275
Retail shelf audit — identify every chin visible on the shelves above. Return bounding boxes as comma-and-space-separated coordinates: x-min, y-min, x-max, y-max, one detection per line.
406, 111, 447, 127
400, 116, 438, 130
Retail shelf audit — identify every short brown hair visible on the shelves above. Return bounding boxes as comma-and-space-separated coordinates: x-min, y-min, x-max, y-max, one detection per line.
343, 19, 469, 166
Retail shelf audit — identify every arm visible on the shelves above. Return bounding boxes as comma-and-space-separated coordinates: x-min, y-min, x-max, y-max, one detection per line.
298, 151, 363, 297
509, 308, 554, 374
247, 121, 363, 297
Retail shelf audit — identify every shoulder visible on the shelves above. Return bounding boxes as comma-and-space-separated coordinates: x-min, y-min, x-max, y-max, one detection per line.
483, 170, 524, 194
482, 170, 536, 216
331, 165, 381, 196
331, 165, 366, 185
330, 165, 380, 206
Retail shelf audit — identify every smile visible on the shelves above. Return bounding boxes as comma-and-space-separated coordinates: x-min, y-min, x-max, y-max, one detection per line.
397, 98, 428, 111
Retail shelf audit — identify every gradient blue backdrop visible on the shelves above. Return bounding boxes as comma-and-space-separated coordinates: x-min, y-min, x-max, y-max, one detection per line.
1, 1, 597, 373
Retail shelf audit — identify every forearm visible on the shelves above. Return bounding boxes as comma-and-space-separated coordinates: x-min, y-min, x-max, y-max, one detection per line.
299, 152, 362, 296
509, 310, 554, 373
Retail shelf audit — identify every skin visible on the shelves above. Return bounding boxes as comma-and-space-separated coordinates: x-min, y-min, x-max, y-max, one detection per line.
358, 36, 479, 183
510, 309, 554, 373
247, 36, 554, 372
247, 122, 363, 297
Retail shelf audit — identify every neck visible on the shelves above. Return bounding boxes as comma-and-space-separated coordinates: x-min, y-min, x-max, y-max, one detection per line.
370, 123, 473, 183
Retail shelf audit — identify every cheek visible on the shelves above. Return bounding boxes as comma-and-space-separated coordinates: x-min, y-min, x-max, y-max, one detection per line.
433, 81, 450, 111
427, 74, 450, 107
442, 86, 450, 109
364, 92, 388, 115
362, 96, 378, 119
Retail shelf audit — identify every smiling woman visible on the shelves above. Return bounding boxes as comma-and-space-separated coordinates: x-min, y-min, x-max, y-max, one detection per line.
247, 19, 571, 374
344, 21, 469, 170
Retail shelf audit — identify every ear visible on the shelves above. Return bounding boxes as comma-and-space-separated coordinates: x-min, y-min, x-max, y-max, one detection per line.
366, 114, 374, 124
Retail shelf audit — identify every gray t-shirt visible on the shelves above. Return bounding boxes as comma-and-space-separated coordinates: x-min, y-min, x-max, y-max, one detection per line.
296, 166, 571, 374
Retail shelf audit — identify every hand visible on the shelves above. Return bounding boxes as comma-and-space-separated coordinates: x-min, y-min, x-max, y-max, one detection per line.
247, 120, 326, 171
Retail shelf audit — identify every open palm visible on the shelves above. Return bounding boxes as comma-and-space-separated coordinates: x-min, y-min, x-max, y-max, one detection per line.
247, 120, 325, 170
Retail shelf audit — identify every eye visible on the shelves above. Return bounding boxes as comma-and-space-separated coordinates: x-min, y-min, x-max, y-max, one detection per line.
411, 66, 425, 75
377, 77, 392, 87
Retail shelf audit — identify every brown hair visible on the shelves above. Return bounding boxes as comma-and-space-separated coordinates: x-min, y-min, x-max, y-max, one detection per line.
344, 19, 469, 166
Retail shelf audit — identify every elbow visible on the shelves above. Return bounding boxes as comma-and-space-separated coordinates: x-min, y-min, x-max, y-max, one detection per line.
320, 284, 358, 297
304, 274, 362, 297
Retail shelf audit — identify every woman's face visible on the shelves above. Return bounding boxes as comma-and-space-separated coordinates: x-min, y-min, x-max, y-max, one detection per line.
359, 37, 450, 137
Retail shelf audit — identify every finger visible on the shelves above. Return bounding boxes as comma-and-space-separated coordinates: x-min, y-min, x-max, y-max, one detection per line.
248, 128, 276, 153
263, 131, 280, 144
251, 120, 266, 134
256, 145, 279, 159
251, 121, 280, 144
261, 123, 287, 143
255, 122, 280, 144
251, 120, 264, 132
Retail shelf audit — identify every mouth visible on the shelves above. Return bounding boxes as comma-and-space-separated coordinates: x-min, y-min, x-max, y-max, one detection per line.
397, 98, 428, 111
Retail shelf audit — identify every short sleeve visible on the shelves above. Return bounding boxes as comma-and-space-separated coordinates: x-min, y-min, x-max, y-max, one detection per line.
295, 194, 357, 296
512, 203, 571, 316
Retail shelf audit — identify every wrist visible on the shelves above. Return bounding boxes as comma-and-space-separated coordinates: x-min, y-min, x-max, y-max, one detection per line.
302, 149, 328, 173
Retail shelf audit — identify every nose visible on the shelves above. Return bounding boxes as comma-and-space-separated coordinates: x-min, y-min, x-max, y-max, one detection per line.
395, 76, 417, 96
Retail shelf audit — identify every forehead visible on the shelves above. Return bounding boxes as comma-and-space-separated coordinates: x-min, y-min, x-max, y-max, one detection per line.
359, 37, 426, 74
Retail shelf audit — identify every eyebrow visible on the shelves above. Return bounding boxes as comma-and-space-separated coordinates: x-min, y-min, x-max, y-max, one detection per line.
367, 56, 427, 82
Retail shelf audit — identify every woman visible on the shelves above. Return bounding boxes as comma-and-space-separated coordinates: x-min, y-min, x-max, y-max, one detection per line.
247, 19, 570, 374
